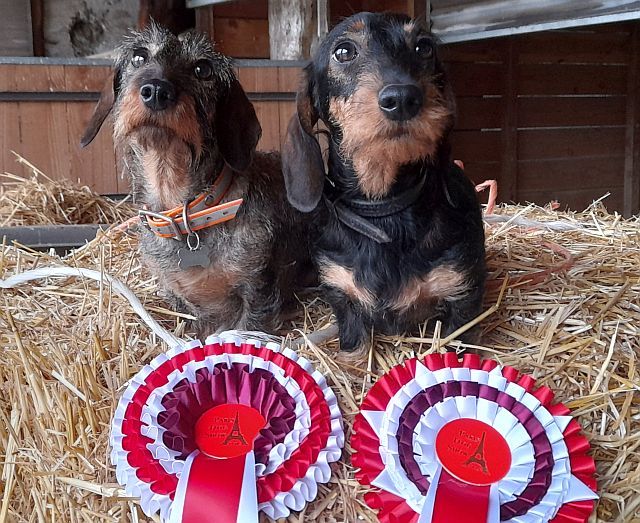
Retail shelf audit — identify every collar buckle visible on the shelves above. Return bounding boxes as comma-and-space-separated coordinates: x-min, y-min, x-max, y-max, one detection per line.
139, 209, 183, 241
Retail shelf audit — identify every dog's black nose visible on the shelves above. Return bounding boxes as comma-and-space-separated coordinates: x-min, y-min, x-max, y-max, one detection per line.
378, 84, 423, 121
140, 79, 176, 111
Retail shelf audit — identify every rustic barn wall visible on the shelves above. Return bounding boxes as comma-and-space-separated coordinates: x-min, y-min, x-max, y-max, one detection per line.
0, 22, 638, 214
443, 22, 636, 213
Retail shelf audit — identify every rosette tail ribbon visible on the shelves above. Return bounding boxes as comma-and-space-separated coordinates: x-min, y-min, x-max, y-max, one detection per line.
169, 403, 267, 523
170, 451, 259, 523
353, 353, 599, 523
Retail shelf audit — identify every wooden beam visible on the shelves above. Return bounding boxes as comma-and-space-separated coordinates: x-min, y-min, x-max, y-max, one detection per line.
268, 0, 318, 60
195, 6, 216, 39
407, 0, 427, 20
624, 23, 640, 216
30, 0, 45, 56
501, 38, 518, 203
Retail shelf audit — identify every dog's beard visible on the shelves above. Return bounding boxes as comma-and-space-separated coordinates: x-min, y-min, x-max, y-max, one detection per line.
114, 86, 203, 157
329, 79, 453, 198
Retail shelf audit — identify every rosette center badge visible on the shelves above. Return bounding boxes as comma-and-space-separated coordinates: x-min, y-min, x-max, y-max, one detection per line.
110, 334, 344, 523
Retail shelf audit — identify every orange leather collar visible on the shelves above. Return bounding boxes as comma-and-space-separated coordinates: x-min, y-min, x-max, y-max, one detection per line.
139, 165, 243, 241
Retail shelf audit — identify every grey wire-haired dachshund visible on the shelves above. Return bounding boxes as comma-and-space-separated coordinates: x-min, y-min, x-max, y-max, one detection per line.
282, 12, 487, 355
81, 24, 311, 336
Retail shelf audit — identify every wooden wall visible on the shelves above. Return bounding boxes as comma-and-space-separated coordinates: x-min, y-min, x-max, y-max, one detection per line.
0, 21, 638, 214
194, 0, 412, 59
444, 23, 638, 213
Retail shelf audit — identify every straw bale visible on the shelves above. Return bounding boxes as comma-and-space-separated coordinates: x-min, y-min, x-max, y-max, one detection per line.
0, 155, 135, 226
0, 172, 638, 522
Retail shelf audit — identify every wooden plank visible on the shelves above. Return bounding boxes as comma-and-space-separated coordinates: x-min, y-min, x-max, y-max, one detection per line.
518, 29, 632, 65
7, 64, 66, 92
212, 0, 268, 19
518, 156, 625, 192
0, 103, 23, 175
66, 102, 118, 194
458, 161, 501, 187
237, 67, 279, 93
450, 130, 502, 162
518, 96, 626, 128
278, 100, 296, 149
407, 0, 427, 19
213, 18, 270, 58
518, 64, 627, 95
518, 127, 626, 160
454, 97, 503, 130
30, 0, 45, 57
64, 65, 118, 195
253, 101, 281, 152
623, 23, 640, 216
277, 67, 303, 92
63, 66, 111, 92
518, 187, 624, 213
329, 0, 364, 25
442, 39, 506, 63
13, 102, 71, 181
362, 0, 406, 12
501, 38, 518, 202
447, 63, 505, 96
195, 5, 215, 37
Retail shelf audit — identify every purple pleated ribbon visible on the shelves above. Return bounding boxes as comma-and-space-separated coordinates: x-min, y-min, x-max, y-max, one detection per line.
157, 363, 297, 466
396, 380, 554, 519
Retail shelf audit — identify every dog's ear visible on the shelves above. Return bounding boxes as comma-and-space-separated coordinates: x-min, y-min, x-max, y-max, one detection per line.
216, 78, 262, 172
80, 69, 120, 148
282, 72, 325, 213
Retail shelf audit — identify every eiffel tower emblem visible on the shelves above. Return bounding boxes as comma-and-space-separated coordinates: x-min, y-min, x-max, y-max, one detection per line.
222, 412, 247, 446
464, 431, 489, 474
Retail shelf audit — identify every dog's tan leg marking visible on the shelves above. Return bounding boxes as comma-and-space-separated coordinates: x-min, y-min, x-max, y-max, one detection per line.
166, 266, 240, 308
319, 261, 375, 309
392, 265, 468, 312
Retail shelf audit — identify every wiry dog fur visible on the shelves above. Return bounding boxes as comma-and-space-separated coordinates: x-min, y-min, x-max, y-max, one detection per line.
282, 12, 486, 354
82, 24, 310, 335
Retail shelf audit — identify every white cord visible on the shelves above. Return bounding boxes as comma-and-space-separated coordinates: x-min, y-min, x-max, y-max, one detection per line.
0, 267, 182, 348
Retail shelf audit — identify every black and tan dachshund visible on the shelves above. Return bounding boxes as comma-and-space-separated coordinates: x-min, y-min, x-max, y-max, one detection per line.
282, 12, 486, 355
81, 24, 311, 336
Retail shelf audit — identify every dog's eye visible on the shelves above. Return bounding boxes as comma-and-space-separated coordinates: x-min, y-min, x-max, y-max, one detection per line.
415, 37, 434, 58
194, 60, 213, 80
333, 42, 358, 63
131, 50, 148, 68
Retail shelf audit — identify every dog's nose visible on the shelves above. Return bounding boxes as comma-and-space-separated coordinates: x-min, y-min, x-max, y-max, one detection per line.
378, 84, 423, 121
140, 79, 176, 111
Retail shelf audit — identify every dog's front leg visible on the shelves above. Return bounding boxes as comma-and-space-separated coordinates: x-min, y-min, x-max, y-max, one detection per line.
328, 289, 371, 356
440, 282, 485, 346
235, 277, 282, 332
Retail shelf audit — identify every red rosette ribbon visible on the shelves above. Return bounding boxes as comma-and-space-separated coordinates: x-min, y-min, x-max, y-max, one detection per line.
352, 353, 598, 523
110, 333, 344, 522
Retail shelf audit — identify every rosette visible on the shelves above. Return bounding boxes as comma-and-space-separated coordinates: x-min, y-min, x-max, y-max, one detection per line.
110, 333, 344, 522
352, 353, 598, 523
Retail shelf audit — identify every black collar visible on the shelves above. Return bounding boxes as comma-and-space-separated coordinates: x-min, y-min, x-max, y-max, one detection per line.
324, 172, 427, 244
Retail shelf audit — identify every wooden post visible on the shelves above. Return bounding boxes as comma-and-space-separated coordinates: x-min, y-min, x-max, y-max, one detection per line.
407, 0, 428, 20
268, 0, 318, 60
501, 38, 518, 204
624, 23, 640, 217
30, 0, 45, 56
